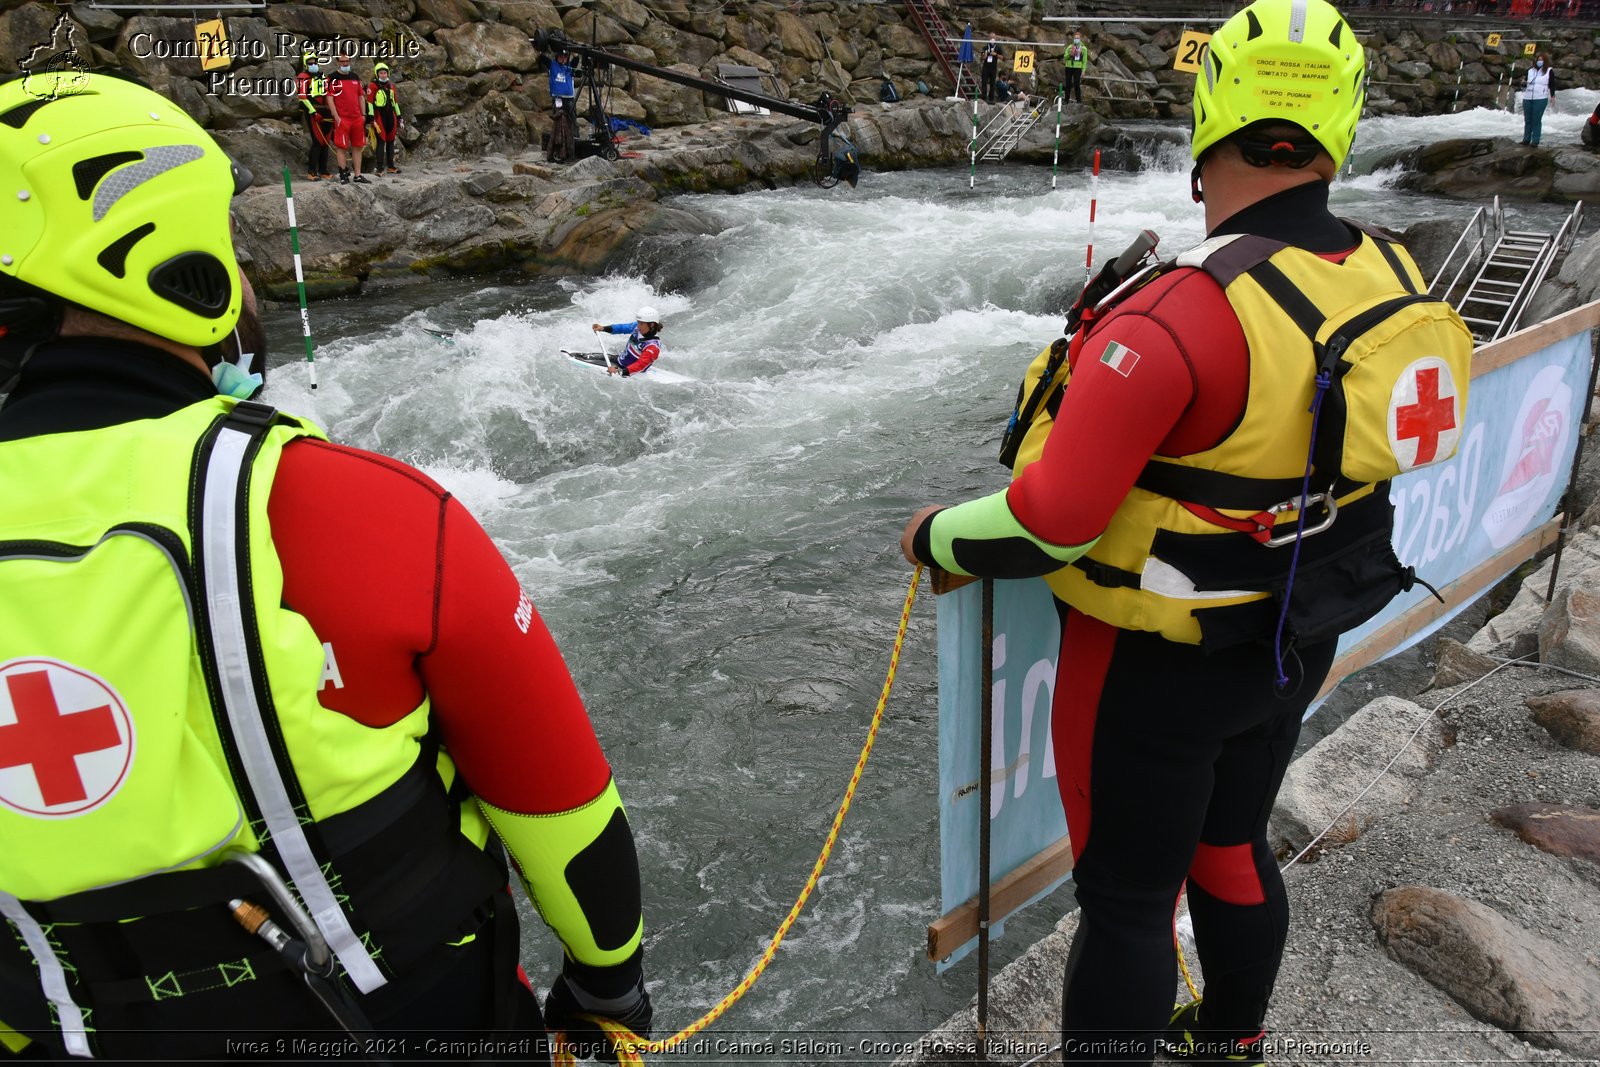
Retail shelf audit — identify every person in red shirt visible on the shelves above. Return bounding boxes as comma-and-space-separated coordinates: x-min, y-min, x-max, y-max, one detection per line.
323, 53, 369, 185
0, 72, 649, 1062
901, 1, 1432, 1062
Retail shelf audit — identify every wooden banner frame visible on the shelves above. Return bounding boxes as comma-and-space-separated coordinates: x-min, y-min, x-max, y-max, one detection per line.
927, 299, 1600, 962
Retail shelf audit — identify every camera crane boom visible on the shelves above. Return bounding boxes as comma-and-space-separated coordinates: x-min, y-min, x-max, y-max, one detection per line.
532, 30, 860, 188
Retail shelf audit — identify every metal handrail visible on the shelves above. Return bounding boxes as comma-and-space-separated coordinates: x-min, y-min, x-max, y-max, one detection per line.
979, 95, 1044, 158
1428, 195, 1504, 303
1503, 199, 1585, 339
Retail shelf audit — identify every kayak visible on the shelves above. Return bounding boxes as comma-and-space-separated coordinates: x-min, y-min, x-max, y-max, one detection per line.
560, 349, 613, 373
559, 349, 692, 384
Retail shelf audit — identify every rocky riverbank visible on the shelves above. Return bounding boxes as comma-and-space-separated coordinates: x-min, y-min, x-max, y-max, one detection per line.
225, 95, 1103, 297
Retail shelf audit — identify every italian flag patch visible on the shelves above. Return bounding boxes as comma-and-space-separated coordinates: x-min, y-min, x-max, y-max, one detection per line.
1099, 340, 1140, 377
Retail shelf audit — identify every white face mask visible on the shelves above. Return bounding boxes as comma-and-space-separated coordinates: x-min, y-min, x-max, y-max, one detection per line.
1535, 60, 1544, 68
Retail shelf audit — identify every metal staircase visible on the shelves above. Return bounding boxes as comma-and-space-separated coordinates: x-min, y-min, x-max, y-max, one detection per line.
979, 95, 1046, 160
1429, 198, 1585, 344
901, 0, 963, 95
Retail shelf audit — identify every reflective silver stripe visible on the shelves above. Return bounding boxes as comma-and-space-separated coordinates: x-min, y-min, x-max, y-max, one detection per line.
1288, 0, 1308, 43
0, 891, 92, 1058
200, 420, 387, 994
92, 145, 203, 222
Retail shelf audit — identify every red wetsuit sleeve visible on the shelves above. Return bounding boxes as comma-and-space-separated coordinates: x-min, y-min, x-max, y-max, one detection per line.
626, 340, 660, 375
1005, 269, 1249, 546
269, 440, 611, 816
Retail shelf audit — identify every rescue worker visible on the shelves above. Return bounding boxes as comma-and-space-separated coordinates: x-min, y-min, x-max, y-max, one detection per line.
366, 61, 403, 175
901, 0, 1468, 1061
590, 308, 662, 377
323, 53, 368, 184
1062, 31, 1089, 104
294, 50, 332, 181
0, 71, 652, 1062
546, 46, 578, 164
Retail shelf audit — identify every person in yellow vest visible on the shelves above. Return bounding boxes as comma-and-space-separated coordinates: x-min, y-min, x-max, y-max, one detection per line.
366, 61, 403, 175
293, 51, 333, 181
901, 0, 1469, 1062
0, 71, 653, 1062
1062, 31, 1089, 104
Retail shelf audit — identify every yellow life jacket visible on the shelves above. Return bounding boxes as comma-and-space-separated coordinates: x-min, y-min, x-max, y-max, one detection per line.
0, 398, 507, 1055
1009, 228, 1472, 648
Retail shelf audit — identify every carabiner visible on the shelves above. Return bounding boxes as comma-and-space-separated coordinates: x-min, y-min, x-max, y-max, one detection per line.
1263, 492, 1337, 548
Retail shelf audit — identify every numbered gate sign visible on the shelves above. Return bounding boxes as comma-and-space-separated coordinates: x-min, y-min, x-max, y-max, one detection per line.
1524, 42, 1537, 55
1486, 32, 1502, 47
1173, 30, 1212, 74
196, 18, 231, 71
1013, 50, 1035, 74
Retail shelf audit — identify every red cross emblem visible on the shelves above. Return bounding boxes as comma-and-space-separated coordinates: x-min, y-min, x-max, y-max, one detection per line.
1390, 360, 1461, 470
0, 659, 134, 818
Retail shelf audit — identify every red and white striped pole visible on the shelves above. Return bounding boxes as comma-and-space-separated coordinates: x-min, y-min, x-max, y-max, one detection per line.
1084, 148, 1101, 287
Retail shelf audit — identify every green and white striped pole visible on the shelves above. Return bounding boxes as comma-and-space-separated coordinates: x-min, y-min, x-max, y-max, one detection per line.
281, 166, 317, 389
969, 94, 978, 188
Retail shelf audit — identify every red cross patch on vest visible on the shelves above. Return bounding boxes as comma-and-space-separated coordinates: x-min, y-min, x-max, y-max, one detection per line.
1389, 357, 1463, 471
0, 658, 135, 818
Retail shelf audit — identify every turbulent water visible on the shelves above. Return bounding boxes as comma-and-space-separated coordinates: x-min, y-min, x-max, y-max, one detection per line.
258, 93, 1597, 1053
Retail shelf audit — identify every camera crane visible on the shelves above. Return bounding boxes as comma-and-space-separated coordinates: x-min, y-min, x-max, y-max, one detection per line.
532, 30, 860, 188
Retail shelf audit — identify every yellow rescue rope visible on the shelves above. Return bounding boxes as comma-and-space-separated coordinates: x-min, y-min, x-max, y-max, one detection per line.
553, 565, 925, 1066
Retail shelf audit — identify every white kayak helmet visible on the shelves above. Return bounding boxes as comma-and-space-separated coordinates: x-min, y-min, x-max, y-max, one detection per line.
636, 305, 661, 324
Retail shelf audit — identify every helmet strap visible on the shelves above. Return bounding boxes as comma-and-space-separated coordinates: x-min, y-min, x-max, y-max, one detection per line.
1189, 162, 1204, 204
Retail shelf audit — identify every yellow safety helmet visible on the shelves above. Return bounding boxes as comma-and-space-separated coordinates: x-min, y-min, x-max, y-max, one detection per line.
0, 71, 245, 348
1190, 0, 1366, 168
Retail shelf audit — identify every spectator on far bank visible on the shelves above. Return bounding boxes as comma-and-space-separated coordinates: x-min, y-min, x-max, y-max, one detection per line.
1062, 31, 1089, 104
324, 53, 369, 184
981, 35, 1002, 103
1519, 51, 1556, 146
996, 74, 1016, 102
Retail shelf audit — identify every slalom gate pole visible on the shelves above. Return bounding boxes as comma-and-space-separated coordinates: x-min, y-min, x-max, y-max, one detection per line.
1451, 58, 1464, 112
976, 577, 994, 1055
970, 95, 978, 188
1084, 148, 1101, 287
1051, 90, 1063, 188
281, 167, 318, 389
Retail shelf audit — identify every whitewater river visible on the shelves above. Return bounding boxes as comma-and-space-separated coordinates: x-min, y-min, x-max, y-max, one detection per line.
260, 94, 1597, 1056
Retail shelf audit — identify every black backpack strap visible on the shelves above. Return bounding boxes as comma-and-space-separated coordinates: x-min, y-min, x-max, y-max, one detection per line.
1371, 237, 1419, 294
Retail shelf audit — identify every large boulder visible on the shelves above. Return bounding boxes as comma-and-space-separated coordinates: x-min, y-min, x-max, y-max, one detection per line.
1372, 887, 1600, 1057
559, 9, 627, 46
1270, 695, 1442, 854
414, 90, 532, 157
413, 0, 480, 29
1538, 583, 1600, 675
0, 3, 68, 77
436, 21, 538, 75
774, 12, 825, 62
629, 63, 710, 127
264, 5, 375, 43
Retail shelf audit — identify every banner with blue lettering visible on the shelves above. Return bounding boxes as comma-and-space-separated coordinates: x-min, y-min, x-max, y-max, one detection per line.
933, 323, 1596, 969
